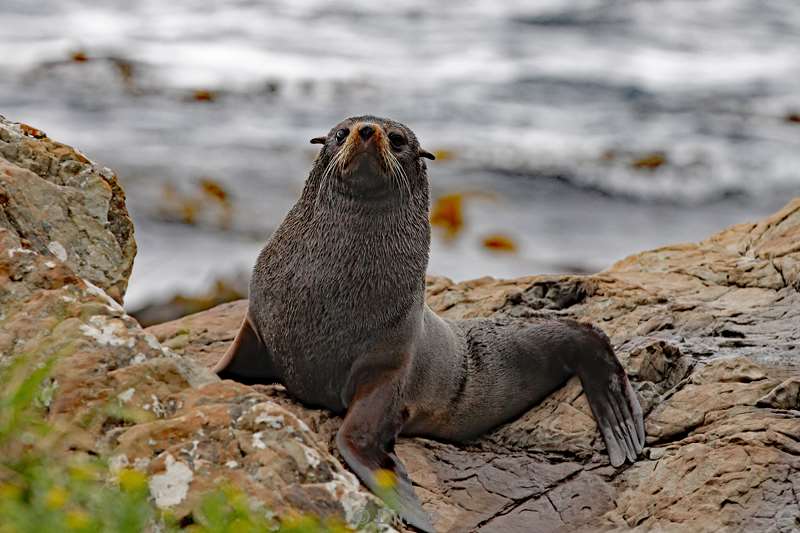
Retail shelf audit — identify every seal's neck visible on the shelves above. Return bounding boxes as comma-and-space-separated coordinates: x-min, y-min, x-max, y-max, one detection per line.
294, 166, 432, 301
301, 163, 430, 231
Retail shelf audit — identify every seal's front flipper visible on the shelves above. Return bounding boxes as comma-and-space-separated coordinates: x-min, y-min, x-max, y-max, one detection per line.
583, 370, 645, 467
336, 377, 435, 533
212, 311, 276, 383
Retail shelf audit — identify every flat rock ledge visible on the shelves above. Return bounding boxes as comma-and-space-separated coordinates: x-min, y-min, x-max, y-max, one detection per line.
2, 120, 799, 532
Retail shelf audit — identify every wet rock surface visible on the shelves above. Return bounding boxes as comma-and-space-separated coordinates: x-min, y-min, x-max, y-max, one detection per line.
2, 122, 799, 531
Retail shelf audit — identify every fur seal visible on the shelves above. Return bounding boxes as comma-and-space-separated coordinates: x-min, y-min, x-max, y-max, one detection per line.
213, 116, 644, 532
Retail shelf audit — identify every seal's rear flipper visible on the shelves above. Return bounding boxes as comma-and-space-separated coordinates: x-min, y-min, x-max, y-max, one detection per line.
583, 370, 645, 467
336, 376, 435, 533
212, 311, 276, 383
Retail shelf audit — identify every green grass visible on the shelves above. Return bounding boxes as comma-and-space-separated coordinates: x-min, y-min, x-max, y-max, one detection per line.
0, 354, 348, 533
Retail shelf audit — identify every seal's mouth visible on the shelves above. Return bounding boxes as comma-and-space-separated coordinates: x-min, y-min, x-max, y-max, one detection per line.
344, 149, 384, 177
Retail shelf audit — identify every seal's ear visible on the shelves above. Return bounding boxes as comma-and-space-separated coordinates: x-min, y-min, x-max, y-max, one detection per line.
418, 149, 436, 160
310, 136, 326, 145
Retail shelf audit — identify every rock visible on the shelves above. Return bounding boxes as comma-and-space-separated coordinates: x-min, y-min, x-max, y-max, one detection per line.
147, 299, 247, 370
154, 198, 800, 532
2, 120, 800, 532
622, 338, 692, 394
0, 115, 135, 303
757, 378, 800, 410
0, 120, 395, 531
0, 226, 394, 530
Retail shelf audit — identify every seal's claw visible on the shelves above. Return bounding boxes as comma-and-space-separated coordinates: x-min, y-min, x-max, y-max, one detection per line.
335, 373, 436, 532
373, 465, 434, 533
337, 434, 435, 532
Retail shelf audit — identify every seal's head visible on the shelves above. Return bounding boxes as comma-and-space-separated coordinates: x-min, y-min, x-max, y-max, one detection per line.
310, 115, 435, 200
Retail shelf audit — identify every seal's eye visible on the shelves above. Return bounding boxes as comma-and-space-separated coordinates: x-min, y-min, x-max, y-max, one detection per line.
388, 132, 406, 149
335, 128, 349, 144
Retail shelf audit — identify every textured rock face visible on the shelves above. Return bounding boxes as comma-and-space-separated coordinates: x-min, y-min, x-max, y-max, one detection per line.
0, 226, 394, 531
151, 199, 800, 532
0, 115, 135, 302
2, 120, 799, 532
0, 120, 393, 531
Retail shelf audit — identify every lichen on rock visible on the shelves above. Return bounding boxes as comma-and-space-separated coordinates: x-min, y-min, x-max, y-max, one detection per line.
0, 115, 135, 303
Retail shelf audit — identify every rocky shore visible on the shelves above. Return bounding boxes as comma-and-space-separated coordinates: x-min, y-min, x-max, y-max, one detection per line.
1, 115, 799, 532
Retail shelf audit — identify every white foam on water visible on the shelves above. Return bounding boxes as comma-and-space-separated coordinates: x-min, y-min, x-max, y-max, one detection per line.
3, 0, 798, 309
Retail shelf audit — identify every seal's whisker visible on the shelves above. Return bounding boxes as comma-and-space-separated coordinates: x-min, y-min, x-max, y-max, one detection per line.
329, 149, 346, 200
385, 153, 398, 187
397, 164, 410, 199
400, 163, 412, 199
320, 157, 333, 193
321, 149, 344, 202
389, 152, 411, 199
387, 154, 401, 194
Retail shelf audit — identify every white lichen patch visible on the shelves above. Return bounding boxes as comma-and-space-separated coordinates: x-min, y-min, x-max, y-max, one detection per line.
7, 247, 34, 258
252, 431, 267, 450
255, 413, 285, 429
47, 241, 68, 262
225, 460, 238, 469
250, 402, 310, 436
108, 454, 129, 473
184, 440, 200, 460
323, 472, 397, 531
300, 443, 321, 468
79, 315, 135, 348
131, 353, 147, 365
117, 387, 135, 403
149, 454, 194, 508
143, 332, 165, 352
143, 394, 167, 418
294, 417, 312, 433
44, 260, 56, 268
82, 279, 124, 312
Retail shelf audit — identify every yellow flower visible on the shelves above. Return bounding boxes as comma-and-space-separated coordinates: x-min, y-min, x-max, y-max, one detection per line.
117, 468, 148, 493
227, 518, 250, 533
281, 514, 318, 530
374, 469, 396, 489
0, 483, 22, 500
0, 522, 19, 533
66, 510, 91, 530
45, 486, 69, 509
68, 463, 98, 482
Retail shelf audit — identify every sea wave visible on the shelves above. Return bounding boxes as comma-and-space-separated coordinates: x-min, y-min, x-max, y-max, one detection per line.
2, 0, 798, 307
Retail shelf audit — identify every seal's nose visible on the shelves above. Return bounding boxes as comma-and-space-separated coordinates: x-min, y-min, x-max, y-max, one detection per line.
359, 125, 375, 141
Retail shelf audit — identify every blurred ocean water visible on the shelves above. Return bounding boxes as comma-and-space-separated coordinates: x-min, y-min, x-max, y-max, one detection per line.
1, 0, 798, 310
